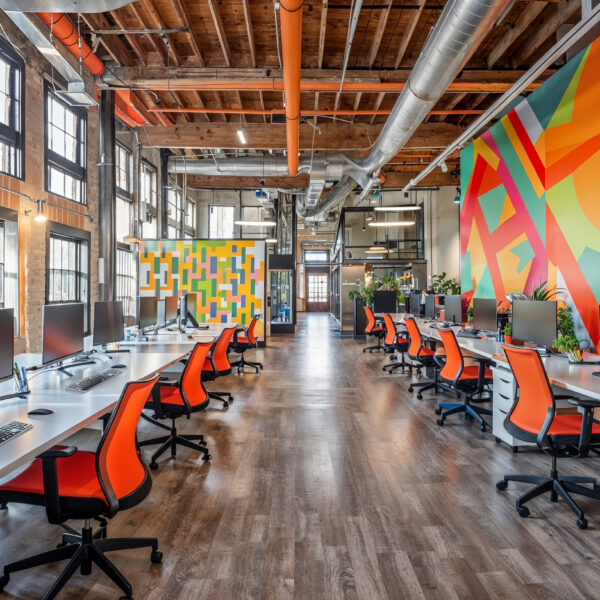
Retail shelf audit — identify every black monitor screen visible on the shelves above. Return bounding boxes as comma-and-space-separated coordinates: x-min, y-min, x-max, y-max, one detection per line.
165, 296, 178, 322
179, 294, 187, 326
187, 293, 198, 322
445, 295, 462, 325
410, 293, 421, 316
473, 298, 497, 332
157, 299, 166, 326
425, 295, 435, 319
139, 297, 158, 329
0, 308, 14, 382
42, 303, 84, 365
512, 300, 557, 348
93, 301, 124, 346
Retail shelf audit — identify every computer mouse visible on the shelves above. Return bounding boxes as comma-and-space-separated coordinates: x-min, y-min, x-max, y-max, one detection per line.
27, 408, 54, 416
112, 364, 127, 369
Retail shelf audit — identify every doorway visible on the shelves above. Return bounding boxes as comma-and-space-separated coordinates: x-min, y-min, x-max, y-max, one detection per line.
306, 271, 329, 312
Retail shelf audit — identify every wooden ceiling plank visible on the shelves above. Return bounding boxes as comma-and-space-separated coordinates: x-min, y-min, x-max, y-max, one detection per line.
171, 0, 206, 66
241, 0, 257, 68
510, 0, 581, 68
138, 90, 173, 126
129, 2, 168, 66
259, 91, 267, 124
109, 9, 146, 66
318, 0, 329, 68
139, 0, 180, 67
81, 13, 133, 67
369, 92, 385, 125
367, 1, 392, 67
488, 1, 547, 68
213, 91, 228, 123
207, 0, 232, 67
394, 0, 425, 69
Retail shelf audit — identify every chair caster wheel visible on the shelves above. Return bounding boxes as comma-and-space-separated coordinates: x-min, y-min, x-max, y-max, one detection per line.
495, 437, 501, 443
200, 440, 208, 447
512, 447, 519, 454
57, 541, 68, 549
408, 386, 413, 393
577, 518, 588, 530
517, 505, 530, 518
436, 418, 444, 426
202, 454, 212, 462
0, 573, 9, 591
434, 408, 442, 415
417, 393, 423, 400
151, 550, 163, 563
496, 480, 507, 491
229, 397, 234, 402
259, 365, 263, 369
480, 424, 486, 432
150, 462, 158, 470
222, 402, 229, 408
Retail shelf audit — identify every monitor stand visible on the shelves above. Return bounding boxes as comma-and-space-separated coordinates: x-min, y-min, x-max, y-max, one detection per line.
102, 344, 131, 356
0, 390, 30, 402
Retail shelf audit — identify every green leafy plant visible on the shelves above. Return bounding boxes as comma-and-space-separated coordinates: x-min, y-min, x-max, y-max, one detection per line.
553, 334, 579, 353
430, 272, 460, 296
467, 305, 474, 325
348, 280, 378, 307
528, 280, 560, 301
503, 322, 512, 337
557, 306, 575, 338
348, 290, 362, 302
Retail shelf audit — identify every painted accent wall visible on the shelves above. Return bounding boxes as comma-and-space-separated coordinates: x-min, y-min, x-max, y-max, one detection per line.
460, 38, 600, 350
139, 239, 265, 337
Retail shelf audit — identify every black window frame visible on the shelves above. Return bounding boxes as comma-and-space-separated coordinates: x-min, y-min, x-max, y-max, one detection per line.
46, 223, 91, 333
0, 37, 25, 180
116, 242, 137, 325
44, 82, 87, 204
140, 159, 158, 239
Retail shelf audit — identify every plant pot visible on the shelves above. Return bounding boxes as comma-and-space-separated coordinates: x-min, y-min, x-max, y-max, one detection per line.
504, 335, 513, 344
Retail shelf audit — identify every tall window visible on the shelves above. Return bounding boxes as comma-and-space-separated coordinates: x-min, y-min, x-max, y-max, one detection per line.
48, 232, 89, 330
116, 245, 137, 325
209, 205, 234, 239
167, 187, 183, 238
241, 205, 271, 237
0, 38, 24, 179
184, 198, 196, 238
0, 217, 18, 329
45, 86, 87, 203
115, 142, 132, 242
140, 160, 157, 238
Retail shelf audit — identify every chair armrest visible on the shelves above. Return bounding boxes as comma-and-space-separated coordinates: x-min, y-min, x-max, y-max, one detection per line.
38, 446, 78, 525
158, 378, 179, 386
568, 398, 600, 408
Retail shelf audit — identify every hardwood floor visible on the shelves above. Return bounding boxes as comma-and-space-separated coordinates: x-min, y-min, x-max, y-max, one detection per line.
1, 312, 600, 599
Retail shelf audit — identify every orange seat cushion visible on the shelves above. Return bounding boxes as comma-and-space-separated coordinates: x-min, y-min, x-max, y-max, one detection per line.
418, 347, 435, 357
0, 450, 105, 501
371, 327, 383, 332
236, 336, 249, 344
158, 385, 185, 406
396, 337, 409, 344
548, 415, 600, 436
458, 366, 493, 380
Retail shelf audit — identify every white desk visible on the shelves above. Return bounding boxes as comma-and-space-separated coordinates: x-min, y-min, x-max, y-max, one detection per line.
0, 351, 188, 480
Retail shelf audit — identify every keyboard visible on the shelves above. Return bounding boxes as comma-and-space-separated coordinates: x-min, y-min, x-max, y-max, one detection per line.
0, 421, 33, 446
66, 368, 122, 392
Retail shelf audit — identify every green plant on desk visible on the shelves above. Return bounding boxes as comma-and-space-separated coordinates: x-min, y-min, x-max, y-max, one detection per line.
557, 306, 576, 338
348, 279, 378, 307
553, 333, 582, 362
503, 322, 512, 337
467, 305, 474, 325
431, 272, 460, 296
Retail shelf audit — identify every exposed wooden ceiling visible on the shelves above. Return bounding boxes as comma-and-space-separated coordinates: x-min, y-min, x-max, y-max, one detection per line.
77, 0, 582, 187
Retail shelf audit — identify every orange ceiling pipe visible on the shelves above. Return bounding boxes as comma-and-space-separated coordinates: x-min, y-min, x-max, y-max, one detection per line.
38, 13, 145, 127
279, 0, 303, 176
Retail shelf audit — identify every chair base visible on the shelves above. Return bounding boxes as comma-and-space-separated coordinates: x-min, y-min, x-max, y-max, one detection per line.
435, 402, 492, 432
408, 375, 457, 401
363, 339, 383, 353
209, 391, 233, 408
230, 354, 263, 374
0, 524, 161, 600
383, 353, 412, 374
139, 416, 211, 469
497, 456, 600, 529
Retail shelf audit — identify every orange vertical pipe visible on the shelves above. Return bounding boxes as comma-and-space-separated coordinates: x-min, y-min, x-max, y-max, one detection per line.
279, 0, 303, 176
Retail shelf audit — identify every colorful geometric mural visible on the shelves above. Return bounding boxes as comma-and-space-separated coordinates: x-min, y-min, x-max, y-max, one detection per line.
139, 239, 265, 335
460, 38, 600, 351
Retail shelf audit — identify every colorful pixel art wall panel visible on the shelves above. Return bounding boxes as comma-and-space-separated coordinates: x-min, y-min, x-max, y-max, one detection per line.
139, 240, 265, 334
460, 38, 600, 351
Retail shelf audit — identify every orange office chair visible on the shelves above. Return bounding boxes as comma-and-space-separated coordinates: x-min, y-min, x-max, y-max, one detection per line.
496, 345, 600, 529
202, 325, 237, 407
140, 342, 212, 469
405, 317, 445, 399
363, 306, 384, 353
0, 374, 162, 600
434, 327, 493, 431
229, 314, 263, 373
381, 313, 411, 374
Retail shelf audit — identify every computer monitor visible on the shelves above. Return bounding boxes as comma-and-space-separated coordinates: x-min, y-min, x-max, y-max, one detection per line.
410, 292, 422, 317
165, 296, 178, 324
473, 298, 497, 332
42, 303, 84, 365
186, 292, 199, 325
0, 308, 14, 383
93, 301, 124, 346
157, 299, 166, 327
512, 300, 557, 349
178, 294, 187, 330
444, 295, 462, 325
424, 295, 435, 319
139, 297, 158, 330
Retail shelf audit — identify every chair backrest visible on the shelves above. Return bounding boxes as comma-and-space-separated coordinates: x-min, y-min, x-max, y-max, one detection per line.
437, 328, 464, 381
212, 325, 237, 372
404, 317, 424, 358
383, 314, 396, 346
364, 306, 376, 333
246, 315, 260, 345
96, 374, 160, 514
181, 342, 212, 408
502, 344, 555, 437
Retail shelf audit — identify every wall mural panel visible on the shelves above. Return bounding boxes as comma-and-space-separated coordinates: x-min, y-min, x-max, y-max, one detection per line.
139, 239, 265, 338
460, 38, 600, 350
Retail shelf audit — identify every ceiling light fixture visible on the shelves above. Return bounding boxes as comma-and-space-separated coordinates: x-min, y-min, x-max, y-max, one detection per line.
368, 221, 415, 227
440, 160, 448, 173
374, 205, 421, 212
265, 238, 278, 243
33, 199, 47, 222
237, 129, 247, 144
235, 220, 276, 227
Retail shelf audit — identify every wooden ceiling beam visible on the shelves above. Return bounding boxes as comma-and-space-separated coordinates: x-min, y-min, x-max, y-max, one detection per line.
109, 9, 146, 66
138, 121, 464, 150
192, 91, 211, 122
369, 92, 386, 125
367, 1, 392, 67
80, 13, 134, 67
318, 0, 328, 68
487, 1, 547, 68
510, 0, 581, 68
394, 0, 425, 68
241, 0, 256, 68
136, 90, 173, 126
207, 0, 232, 67
171, 0, 205, 66
139, 0, 181, 67
129, 2, 169, 66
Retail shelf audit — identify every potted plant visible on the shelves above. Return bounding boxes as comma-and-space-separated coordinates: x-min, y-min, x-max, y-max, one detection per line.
430, 272, 460, 299
466, 305, 474, 326
503, 322, 513, 344
553, 333, 582, 363
528, 280, 561, 301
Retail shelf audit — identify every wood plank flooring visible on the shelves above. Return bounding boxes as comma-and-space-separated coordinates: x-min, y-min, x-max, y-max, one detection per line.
1, 313, 600, 599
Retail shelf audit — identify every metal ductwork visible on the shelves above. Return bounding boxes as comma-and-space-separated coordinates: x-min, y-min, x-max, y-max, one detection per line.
0, 1, 134, 11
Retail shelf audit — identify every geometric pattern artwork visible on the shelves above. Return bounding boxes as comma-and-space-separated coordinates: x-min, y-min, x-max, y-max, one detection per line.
460, 39, 600, 351
139, 239, 265, 335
